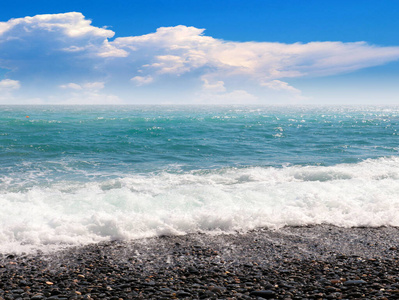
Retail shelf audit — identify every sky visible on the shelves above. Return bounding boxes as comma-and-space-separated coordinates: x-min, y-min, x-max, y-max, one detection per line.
0, 0, 399, 105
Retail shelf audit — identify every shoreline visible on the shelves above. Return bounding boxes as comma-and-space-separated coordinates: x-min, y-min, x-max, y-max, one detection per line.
1, 225, 399, 299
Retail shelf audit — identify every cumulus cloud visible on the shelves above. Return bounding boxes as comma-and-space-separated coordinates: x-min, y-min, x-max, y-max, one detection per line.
110, 25, 399, 82
261, 80, 301, 93
60, 83, 82, 90
201, 77, 226, 93
97, 40, 128, 58
0, 79, 21, 104
1, 12, 399, 104
261, 80, 309, 102
58, 81, 122, 104
0, 12, 114, 86
60, 81, 105, 91
0, 79, 20, 91
0, 12, 113, 37
130, 75, 154, 86
82, 82, 105, 90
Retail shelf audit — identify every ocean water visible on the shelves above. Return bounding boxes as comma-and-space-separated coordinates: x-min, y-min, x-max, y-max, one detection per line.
1, 105, 399, 253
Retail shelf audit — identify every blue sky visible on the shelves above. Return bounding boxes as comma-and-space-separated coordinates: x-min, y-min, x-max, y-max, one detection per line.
1, 0, 399, 104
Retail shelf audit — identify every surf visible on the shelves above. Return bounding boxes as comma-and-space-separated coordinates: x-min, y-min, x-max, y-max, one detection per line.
1, 157, 399, 253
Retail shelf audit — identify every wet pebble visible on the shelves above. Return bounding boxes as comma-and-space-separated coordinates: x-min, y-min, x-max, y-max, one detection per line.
344, 279, 367, 286
250, 290, 276, 298
0, 225, 399, 299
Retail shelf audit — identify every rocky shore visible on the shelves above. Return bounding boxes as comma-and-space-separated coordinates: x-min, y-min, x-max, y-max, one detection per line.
1, 225, 399, 299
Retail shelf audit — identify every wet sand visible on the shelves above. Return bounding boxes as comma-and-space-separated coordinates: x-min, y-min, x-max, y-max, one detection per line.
1, 225, 399, 299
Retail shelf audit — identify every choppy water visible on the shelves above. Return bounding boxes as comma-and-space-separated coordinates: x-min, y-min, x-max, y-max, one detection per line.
1, 105, 399, 252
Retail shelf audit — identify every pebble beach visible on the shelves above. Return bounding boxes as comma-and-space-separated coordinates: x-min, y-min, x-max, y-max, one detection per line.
1, 225, 399, 299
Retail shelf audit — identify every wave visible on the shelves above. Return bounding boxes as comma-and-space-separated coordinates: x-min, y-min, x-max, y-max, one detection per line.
1, 156, 399, 253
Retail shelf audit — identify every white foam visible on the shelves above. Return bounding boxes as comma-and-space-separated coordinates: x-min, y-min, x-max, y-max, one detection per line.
1, 156, 399, 253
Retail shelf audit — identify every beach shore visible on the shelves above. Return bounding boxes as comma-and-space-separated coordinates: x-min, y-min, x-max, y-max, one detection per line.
1, 225, 399, 299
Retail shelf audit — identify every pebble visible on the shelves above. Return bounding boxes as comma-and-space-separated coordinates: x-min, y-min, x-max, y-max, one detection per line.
250, 290, 276, 298
0, 225, 398, 299
187, 266, 199, 274
344, 279, 367, 286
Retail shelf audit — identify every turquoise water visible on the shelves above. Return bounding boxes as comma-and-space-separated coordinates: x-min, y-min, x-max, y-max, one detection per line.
1, 105, 399, 252
2, 105, 398, 182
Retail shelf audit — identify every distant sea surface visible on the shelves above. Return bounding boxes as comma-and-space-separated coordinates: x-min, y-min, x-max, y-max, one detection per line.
1, 105, 399, 252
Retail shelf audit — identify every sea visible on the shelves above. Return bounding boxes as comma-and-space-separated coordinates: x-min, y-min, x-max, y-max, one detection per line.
1, 105, 399, 253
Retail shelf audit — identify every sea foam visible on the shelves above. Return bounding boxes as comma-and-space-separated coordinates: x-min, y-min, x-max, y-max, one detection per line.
1, 156, 399, 253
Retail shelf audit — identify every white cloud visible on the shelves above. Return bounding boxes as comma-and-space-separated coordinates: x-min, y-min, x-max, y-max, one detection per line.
60, 81, 104, 91
0, 79, 21, 104
60, 83, 83, 90
0, 12, 116, 86
261, 80, 301, 94
1, 12, 399, 104
97, 40, 129, 58
0, 12, 113, 38
261, 80, 309, 102
110, 26, 399, 83
130, 75, 154, 86
57, 81, 120, 104
0, 79, 20, 91
58, 81, 122, 104
201, 77, 226, 93
83, 82, 105, 90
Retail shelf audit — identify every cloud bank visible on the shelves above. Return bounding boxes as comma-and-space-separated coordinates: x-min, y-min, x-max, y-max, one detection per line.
1, 12, 399, 104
